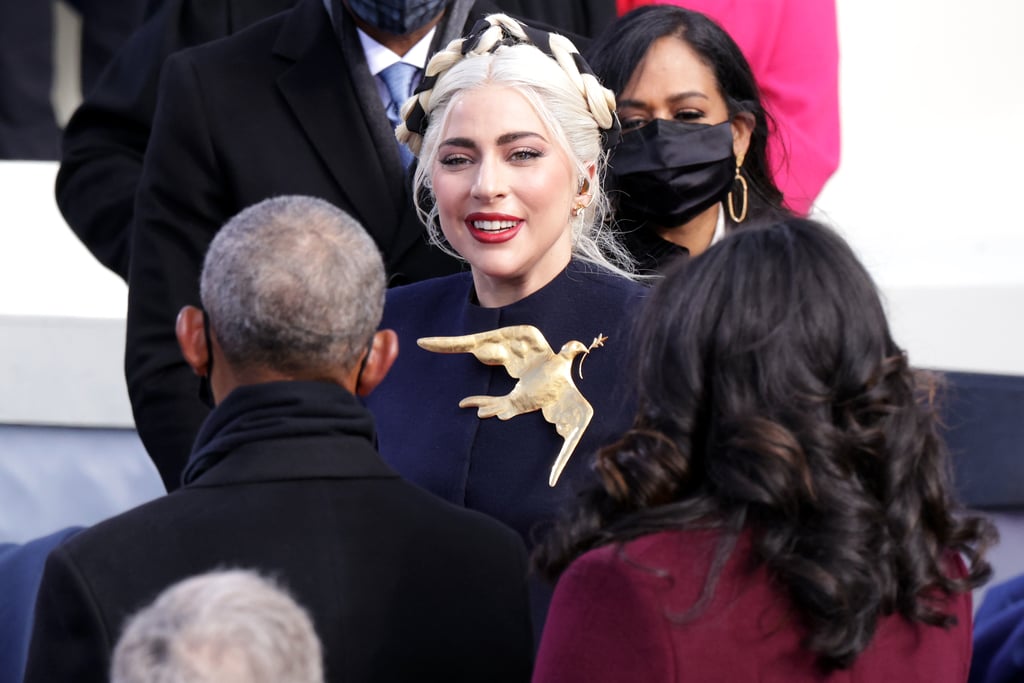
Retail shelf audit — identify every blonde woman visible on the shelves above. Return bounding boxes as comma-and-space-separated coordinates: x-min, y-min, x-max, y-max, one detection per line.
364, 13, 644, 629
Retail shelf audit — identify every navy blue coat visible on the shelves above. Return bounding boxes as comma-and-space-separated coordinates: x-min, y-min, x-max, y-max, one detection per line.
0, 527, 81, 683
366, 261, 645, 546
971, 572, 1024, 683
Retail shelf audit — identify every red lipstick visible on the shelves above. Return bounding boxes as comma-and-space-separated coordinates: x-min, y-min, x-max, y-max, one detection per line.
465, 213, 523, 244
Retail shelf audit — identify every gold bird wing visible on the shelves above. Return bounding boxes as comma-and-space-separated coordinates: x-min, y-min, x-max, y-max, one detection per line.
542, 383, 594, 487
417, 324, 554, 379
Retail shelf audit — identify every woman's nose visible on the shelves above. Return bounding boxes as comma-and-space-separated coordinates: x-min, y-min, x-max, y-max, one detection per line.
471, 155, 507, 201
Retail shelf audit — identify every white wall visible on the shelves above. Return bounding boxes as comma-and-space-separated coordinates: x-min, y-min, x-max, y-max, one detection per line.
815, 0, 1024, 373
0, 162, 130, 427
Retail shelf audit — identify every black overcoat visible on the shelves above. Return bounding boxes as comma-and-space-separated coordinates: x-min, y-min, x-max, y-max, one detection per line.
23, 386, 533, 682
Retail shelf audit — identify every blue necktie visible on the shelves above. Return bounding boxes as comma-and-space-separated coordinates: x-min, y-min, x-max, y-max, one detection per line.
379, 62, 419, 168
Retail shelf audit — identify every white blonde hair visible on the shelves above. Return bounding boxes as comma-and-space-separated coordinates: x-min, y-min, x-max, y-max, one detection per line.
397, 14, 635, 277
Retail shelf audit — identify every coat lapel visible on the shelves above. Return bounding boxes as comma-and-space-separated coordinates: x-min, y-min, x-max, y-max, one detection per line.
272, 0, 401, 236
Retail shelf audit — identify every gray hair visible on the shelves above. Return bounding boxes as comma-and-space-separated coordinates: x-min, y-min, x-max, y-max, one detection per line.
398, 14, 635, 277
200, 195, 385, 375
110, 569, 324, 683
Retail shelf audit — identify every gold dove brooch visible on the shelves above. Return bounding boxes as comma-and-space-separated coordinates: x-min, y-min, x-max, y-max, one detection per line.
417, 324, 607, 487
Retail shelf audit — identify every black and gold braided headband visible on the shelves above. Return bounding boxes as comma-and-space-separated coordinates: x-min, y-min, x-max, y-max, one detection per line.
403, 17, 621, 150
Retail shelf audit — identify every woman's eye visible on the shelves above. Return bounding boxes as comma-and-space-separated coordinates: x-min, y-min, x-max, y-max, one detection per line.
509, 148, 542, 162
674, 109, 704, 122
439, 154, 472, 166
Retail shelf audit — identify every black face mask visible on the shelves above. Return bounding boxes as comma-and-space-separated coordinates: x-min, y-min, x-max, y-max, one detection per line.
346, 0, 447, 35
609, 119, 735, 228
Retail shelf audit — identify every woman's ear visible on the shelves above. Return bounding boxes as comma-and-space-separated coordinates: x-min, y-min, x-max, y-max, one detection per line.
578, 162, 597, 200
175, 305, 209, 377
355, 329, 399, 396
731, 112, 755, 163
573, 163, 598, 216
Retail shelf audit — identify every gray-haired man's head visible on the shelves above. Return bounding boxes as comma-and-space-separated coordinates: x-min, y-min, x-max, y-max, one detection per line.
199, 195, 385, 377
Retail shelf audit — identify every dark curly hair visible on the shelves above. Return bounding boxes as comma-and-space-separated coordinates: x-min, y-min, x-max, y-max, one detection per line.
586, 4, 787, 222
534, 217, 995, 672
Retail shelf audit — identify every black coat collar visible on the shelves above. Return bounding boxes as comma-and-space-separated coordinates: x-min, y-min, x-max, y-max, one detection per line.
183, 380, 397, 486
188, 435, 398, 488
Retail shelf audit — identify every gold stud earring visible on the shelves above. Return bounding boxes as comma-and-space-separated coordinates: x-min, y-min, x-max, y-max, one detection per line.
573, 177, 592, 218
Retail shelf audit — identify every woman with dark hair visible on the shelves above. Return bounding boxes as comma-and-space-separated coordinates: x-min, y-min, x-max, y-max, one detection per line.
615, 0, 841, 216
532, 218, 996, 681
588, 5, 792, 272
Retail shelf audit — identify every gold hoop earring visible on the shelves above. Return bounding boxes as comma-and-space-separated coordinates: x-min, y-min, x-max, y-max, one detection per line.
572, 203, 585, 217
728, 165, 748, 223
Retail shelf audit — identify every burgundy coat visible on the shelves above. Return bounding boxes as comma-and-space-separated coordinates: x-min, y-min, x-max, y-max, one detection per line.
534, 529, 973, 682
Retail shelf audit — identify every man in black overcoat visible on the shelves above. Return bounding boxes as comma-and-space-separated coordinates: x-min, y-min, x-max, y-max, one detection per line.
23, 196, 534, 683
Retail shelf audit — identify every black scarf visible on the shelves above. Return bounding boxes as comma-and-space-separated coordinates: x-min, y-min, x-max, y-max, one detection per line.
181, 381, 376, 486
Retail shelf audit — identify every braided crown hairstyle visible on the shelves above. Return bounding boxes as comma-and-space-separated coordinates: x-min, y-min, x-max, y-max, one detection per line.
396, 13, 634, 276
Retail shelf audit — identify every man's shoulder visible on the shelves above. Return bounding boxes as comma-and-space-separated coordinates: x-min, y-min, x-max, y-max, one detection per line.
55, 493, 190, 562
60, 460, 518, 551
389, 478, 524, 550
165, 0, 310, 71
378, 479, 528, 573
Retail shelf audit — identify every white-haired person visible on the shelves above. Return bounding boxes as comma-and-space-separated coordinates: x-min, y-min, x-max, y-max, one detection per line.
362, 13, 645, 632
111, 569, 323, 683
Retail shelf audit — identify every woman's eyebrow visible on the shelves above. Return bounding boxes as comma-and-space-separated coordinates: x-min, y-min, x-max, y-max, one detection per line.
618, 91, 710, 110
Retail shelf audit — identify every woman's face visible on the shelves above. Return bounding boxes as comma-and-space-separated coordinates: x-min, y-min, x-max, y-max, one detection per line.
432, 85, 579, 307
617, 36, 751, 157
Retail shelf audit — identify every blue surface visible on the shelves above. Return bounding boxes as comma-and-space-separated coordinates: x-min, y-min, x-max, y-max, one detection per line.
970, 572, 1024, 683
0, 424, 164, 543
940, 371, 1024, 508
0, 526, 81, 683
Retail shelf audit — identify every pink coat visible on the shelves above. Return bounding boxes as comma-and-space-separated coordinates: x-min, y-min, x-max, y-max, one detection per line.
616, 0, 841, 215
